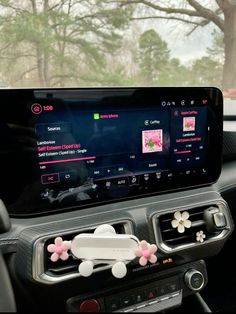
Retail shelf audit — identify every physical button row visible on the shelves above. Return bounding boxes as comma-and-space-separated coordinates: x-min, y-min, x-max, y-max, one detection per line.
106, 281, 179, 312
118, 292, 181, 313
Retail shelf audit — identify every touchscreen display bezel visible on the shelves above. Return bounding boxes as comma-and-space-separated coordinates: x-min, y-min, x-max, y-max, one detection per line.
0, 87, 223, 216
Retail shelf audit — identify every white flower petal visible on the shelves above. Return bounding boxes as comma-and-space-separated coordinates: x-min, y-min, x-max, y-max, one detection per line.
184, 220, 191, 228
202, 234, 206, 239
174, 211, 181, 221
177, 224, 185, 233
182, 211, 190, 220
171, 219, 179, 228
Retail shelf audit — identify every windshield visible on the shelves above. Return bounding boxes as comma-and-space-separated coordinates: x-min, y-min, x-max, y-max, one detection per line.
0, 0, 235, 96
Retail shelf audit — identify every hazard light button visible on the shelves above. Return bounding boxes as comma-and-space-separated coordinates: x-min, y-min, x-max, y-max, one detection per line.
79, 299, 100, 312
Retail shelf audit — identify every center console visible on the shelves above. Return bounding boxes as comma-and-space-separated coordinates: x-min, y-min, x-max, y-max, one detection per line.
8, 187, 231, 313
67, 260, 207, 312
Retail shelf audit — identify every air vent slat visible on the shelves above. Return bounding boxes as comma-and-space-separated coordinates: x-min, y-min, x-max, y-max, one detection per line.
165, 235, 196, 244
192, 220, 205, 227
48, 264, 78, 275
162, 228, 175, 233
161, 220, 205, 235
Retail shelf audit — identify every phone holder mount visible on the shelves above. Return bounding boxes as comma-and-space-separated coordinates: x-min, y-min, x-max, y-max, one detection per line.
47, 224, 157, 279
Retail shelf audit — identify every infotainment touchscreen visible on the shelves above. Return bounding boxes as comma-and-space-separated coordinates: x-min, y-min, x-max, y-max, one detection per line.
0, 87, 223, 215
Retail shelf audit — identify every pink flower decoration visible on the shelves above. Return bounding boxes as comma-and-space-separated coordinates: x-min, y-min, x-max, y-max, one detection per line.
134, 240, 158, 266
47, 237, 71, 262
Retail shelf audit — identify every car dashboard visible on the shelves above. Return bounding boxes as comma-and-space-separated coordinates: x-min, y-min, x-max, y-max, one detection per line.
0, 87, 234, 313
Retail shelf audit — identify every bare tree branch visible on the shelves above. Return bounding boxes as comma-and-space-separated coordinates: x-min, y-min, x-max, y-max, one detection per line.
0, 43, 12, 52
47, 0, 68, 12
29, 0, 37, 13
118, 0, 202, 17
0, 54, 36, 60
116, 0, 224, 32
216, 0, 231, 10
186, 18, 211, 36
0, 2, 29, 14
12, 67, 37, 84
187, 0, 224, 30
215, 7, 223, 15
186, 24, 200, 36
130, 15, 201, 25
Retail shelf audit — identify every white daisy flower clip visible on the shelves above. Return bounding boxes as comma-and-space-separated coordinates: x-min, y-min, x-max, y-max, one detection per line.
171, 211, 192, 233
196, 230, 206, 243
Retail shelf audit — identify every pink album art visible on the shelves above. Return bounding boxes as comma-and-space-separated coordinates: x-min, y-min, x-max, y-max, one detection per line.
183, 116, 195, 132
142, 129, 163, 153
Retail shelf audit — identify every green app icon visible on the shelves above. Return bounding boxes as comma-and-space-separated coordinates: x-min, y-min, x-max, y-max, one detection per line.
93, 113, 100, 120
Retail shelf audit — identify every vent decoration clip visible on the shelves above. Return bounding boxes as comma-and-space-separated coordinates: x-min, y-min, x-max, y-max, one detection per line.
171, 210, 207, 243
171, 211, 192, 234
47, 224, 157, 279
196, 230, 206, 243
47, 237, 71, 262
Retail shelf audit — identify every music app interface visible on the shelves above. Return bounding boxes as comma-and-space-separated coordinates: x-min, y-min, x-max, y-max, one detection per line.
171, 107, 207, 171
31, 101, 207, 205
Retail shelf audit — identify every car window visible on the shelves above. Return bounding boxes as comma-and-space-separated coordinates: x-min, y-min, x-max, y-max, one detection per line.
0, 0, 235, 95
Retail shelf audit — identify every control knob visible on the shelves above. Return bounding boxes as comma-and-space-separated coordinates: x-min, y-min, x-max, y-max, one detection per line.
184, 269, 205, 291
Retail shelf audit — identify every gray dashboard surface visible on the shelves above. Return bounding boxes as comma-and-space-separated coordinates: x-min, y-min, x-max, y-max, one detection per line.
0, 162, 234, 312
0, 186, 220, 240
214, 161, 236, 193
0, 161, 235, 249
